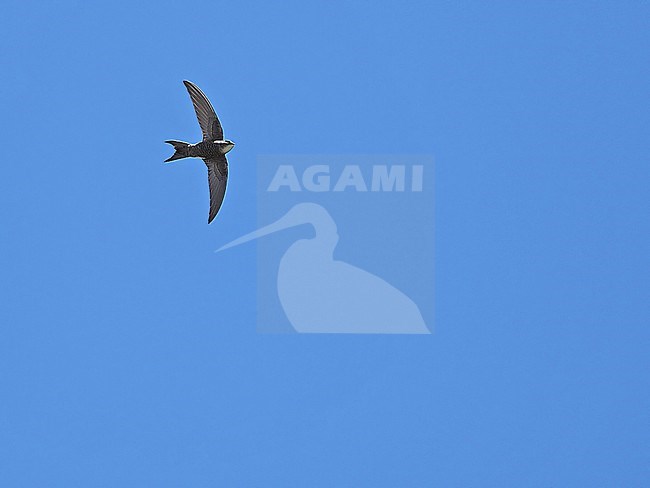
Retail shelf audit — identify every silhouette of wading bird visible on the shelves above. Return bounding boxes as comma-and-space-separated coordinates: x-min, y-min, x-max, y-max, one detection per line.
165, 80, 235, 223
218, 203, 430, 334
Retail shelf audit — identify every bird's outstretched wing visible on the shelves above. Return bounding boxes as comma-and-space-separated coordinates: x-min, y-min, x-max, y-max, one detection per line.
205, 155, 228, 223
183, 80, 224, 141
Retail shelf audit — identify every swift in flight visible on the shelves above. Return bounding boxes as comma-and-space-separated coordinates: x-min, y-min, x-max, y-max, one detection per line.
165, 80, 235, 223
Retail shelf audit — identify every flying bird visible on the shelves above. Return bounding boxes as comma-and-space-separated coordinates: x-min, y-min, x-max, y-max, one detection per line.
165, 80, 235, 223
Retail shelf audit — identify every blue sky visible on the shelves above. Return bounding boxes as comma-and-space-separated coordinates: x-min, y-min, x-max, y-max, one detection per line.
1, 1, 649, 486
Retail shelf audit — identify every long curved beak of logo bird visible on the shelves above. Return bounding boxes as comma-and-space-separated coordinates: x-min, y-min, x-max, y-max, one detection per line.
216, 212, 299, 252
216, 203, 333, 252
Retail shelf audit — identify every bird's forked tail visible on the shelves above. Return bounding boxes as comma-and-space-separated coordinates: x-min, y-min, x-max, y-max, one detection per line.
164, 140, 191, 162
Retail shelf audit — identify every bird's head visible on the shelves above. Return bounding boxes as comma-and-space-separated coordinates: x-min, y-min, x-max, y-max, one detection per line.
223, 140, 235, 153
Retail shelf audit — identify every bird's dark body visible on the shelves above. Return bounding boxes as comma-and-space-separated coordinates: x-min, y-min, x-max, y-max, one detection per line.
189, 141, 230, 159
